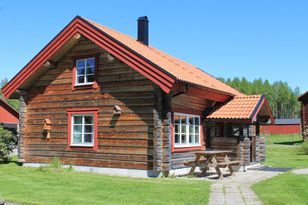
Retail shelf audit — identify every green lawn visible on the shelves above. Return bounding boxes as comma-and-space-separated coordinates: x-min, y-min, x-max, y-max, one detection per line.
253, 173, 308, 205
0, 162, 210, 205
254, 134, 308, 205
263, 134, 308, 168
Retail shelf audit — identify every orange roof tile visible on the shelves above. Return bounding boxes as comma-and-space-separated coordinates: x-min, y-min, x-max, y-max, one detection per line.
207, 95, 263, 119
84, 18, 243, 96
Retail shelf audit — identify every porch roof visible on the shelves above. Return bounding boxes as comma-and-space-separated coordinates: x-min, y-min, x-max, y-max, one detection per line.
206, 95, 274, 124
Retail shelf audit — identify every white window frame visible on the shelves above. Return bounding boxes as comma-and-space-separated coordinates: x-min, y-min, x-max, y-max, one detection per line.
173, 112, 201, 148
75, 57, 95, 86
71, 114, 95, 147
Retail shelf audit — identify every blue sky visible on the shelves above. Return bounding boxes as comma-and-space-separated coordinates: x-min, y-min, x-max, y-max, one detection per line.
0, 1, 307, 91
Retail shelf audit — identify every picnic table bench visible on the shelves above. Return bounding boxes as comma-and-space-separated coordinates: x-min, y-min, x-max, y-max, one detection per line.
184, 150, 241, 179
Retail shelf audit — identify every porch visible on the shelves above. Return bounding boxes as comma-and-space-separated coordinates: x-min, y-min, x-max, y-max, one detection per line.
170, 95, 274, 174
206, 95, 274, 166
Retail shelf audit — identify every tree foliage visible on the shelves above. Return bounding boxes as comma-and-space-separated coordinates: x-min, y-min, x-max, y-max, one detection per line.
0, 125, 17, 163
0, 78, 20, 111
219, 77, 301, 119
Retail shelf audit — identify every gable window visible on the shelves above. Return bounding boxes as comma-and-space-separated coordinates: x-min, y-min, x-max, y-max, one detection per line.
75, 57, 95, 85
67, 108, 98, 150
174, 113, 201, 148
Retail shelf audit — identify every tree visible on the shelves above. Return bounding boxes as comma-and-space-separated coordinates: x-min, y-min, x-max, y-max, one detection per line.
218, 77, 301, 119
0, 77, 8, 89
0, 125, 17, 163
0, 78, 20, 111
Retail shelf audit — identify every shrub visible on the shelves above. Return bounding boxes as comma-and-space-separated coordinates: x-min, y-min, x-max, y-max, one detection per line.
0, 125, 17, 163
302, 141, 308, 155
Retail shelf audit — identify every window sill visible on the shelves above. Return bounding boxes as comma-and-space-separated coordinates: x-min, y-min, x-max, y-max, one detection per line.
67, 145, 97, 151
72, 82, 99, 90
70, 144, 94, 147
172, 146, 203, 153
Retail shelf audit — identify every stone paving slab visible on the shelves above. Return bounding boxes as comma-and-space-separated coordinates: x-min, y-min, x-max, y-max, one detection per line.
292, 168, 308, 175
207, 168, 282, 205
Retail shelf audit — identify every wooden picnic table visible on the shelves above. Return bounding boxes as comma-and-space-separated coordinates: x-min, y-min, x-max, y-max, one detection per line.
186, 150, 241, 179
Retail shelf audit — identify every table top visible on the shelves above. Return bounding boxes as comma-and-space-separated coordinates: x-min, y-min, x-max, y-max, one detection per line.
194, 150, 232, 155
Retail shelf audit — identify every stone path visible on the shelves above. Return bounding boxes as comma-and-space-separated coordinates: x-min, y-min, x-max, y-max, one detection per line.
292, 168, 308, 175
207, 168, 282, 205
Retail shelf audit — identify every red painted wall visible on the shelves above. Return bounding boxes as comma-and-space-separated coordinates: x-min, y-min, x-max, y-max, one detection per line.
0, 100, 19, 124
260, 124, 301, 134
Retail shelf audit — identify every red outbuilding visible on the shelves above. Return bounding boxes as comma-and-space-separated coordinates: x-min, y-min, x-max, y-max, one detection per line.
0, 98, 19, 129
260, 119, 301, 135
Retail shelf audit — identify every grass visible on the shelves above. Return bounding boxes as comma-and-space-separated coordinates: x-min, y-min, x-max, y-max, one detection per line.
253, 173, 308, 205
0, 161, 210, 205
253, 134, 308, 205
265, 134, 303, 145
263, 134, 308, 168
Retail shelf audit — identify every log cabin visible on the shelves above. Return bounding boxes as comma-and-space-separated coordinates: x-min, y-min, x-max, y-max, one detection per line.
298, 91, 308, 141
2, 16, 274, 177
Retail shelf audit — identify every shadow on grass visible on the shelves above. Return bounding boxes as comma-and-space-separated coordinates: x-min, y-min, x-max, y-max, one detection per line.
273, 140, 303, 145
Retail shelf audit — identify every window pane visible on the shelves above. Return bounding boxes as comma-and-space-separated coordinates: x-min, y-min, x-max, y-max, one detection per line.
189, 117, 194, 125
84, 116, 93, 124
77, 76, 84, 84
180, 116, 187, 124
195, 126, 199, 134
181, 134, 186, 143
181, 125, 186, 133
86, 67, 95, 75
76, 60, 85, 68
84, 134, 93, 143
189, 134, 194, 143
77, 68, 85, 75
86, 58, 95, 67
189, 126, 194, 134
175, 134, 180, 143
175, 124, 180, 134
86, 75, 94, 83
84, 125, 93, 133
195, 117, 200, 125
73, 125, 82, 134
73, 116, 82, 124
174, 115, 180, 124
195, 134, 200, 143
73, 134, 82, 144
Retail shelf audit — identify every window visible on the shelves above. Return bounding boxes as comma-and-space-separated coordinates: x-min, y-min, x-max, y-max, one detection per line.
174, 113, 201, 148
71, 114, 94, 146
226, 124, 242, 137
232, 124, 241, 136
67, 108, 98, 150
75, 57, 95, 85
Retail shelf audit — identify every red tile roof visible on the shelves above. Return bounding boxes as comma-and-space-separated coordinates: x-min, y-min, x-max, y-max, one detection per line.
207, 95, 263, 120
84, 18, 243, 96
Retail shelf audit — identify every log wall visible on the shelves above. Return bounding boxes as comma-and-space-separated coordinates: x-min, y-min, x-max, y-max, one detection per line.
23, 37, 157, 170
170, 93, 209, 169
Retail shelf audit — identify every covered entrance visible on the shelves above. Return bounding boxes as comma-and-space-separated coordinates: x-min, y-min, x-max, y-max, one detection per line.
206, 95, 274, 165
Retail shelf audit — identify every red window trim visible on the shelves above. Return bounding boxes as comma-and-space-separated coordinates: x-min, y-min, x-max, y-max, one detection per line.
67, 108, 99, 151
171, 107, 205, 153
72, 54, 100, 90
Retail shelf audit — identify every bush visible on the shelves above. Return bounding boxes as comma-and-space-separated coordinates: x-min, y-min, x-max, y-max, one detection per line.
302, 141, 308, 155
0, 125, 17, 163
